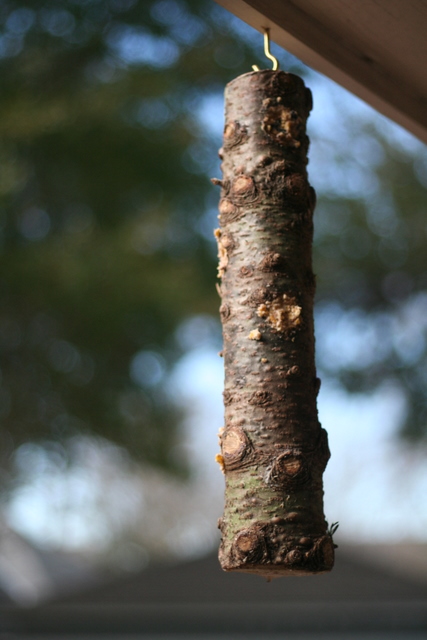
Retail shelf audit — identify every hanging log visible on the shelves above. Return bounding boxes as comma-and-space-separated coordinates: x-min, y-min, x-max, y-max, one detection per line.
214, 69, 334, 578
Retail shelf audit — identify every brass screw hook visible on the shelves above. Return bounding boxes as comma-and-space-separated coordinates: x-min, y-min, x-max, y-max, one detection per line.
252, 28, 279, 72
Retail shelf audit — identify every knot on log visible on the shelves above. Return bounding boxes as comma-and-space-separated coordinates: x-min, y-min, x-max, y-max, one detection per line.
231, 527, 267, 564
220, 427, 252, 470
272, 535, 334, 572
248, 390, 271, 405
283, 173, 309, 204
230, 175, 258, 206
239, 264, 254, 278
223, 389, 239, 405
218, 198, 241, 224
223, 121, 248, 148
306, 536, 335, 571
266, 449, 310, 489
258, 252, 286, 272
315, 427, 331, 471
285, 548, 303, 565
219, 302, 231, 321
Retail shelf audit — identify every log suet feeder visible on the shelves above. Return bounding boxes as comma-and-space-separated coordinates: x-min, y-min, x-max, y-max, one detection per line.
213, 29, 335, 578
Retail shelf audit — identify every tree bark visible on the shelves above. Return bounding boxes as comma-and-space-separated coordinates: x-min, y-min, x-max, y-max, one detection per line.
214, 70, 334, 578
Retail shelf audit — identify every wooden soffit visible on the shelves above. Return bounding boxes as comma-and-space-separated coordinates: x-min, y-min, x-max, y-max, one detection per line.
215, 0, 427, 144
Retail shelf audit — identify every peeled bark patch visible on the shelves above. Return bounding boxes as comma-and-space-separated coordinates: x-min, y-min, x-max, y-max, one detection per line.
215, 70, 334, 578
257, 294, 302, 332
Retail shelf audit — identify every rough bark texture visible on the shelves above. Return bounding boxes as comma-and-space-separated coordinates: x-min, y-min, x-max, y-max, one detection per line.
214, 70, 334, 578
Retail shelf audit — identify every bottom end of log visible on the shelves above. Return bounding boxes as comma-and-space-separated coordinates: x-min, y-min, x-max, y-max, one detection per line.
220, 564, 333, 579
219, 531, 335, 578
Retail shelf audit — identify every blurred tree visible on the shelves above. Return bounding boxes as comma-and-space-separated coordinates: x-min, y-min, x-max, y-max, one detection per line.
0, 0, 276, 478
313, 119, 427, 441
0, 0, 426, 488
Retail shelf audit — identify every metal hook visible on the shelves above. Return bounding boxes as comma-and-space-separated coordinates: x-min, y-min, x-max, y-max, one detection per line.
252, 28, 279, 72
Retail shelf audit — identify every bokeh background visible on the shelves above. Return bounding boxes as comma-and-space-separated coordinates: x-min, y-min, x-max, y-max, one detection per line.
0, 0, 427, 604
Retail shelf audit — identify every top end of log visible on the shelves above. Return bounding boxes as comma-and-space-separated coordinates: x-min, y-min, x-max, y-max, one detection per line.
225, 70, 313, 116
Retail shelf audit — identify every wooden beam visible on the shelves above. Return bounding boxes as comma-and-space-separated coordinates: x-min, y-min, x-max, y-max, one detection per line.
215, 0, 427, 144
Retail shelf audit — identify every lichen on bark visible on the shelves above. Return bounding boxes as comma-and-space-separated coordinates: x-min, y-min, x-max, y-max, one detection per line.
214, 70, 334, 578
